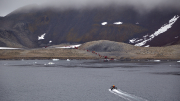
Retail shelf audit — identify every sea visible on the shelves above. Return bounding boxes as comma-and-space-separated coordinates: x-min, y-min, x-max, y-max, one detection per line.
0, 60, 180, 101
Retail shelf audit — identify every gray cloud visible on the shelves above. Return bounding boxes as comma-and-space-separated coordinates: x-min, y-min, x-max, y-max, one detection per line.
0, 0, 180, 16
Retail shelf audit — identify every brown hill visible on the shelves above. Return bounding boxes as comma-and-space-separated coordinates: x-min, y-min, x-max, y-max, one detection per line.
0, 40, 179, 60
79, 40, 180, 60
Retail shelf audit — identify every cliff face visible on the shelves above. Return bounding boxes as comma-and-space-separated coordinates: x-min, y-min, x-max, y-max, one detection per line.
0, 5, 180, 48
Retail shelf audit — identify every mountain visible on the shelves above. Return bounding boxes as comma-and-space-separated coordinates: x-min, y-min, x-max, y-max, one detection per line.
0, 4, 180, 48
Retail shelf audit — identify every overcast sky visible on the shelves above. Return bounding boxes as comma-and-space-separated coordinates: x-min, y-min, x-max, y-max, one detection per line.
0, 0, 180, 16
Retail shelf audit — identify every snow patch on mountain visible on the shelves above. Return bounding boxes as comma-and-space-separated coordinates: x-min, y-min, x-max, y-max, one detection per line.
56, 44, 81, 49
175, 36, 179, 38
136, 22, 139, 24
101, 22, 107, 25
144, 45, 150, 47
129, 15, 179, 46
113, 22, 123, 25
0, 47, 21, 49
101, 21, 123, 25
129, 34, 148, 43
38, 33, 46, 40
129, 38, 137, 43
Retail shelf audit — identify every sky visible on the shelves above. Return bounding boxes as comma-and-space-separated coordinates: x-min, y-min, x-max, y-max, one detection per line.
0, 0, 180, 16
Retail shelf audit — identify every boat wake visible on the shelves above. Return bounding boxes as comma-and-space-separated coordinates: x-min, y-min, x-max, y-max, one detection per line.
109, 89, 148, 101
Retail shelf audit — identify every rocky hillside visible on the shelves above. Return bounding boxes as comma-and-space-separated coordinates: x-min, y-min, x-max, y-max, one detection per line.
0, 4, 180, 48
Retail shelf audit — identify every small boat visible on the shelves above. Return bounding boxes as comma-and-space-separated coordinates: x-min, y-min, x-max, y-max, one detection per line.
104, 59, 110, 62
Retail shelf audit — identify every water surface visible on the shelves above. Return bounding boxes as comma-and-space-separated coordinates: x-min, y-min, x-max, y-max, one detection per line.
0, 60, 180, 101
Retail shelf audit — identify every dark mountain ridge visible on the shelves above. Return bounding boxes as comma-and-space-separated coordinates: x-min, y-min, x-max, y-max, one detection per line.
0, 5, 180, 48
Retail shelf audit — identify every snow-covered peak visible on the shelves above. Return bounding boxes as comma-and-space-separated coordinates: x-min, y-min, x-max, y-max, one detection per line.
129, 15, 179, 47
113, 22, 123, 25
38, 33, 46, 40
101, 22, 107, 25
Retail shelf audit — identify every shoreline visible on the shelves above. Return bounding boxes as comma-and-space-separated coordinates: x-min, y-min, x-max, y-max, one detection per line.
0, 56, 179, 61
0, 56, 99, 60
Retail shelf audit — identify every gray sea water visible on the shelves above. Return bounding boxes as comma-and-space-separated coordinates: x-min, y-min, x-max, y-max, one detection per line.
0, 60, 180, 101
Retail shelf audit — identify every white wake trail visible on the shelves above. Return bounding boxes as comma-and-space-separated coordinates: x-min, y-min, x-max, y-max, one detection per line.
109, 89, 148, 101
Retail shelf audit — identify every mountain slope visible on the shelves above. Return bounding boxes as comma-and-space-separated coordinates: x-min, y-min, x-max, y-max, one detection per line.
0, 5, 180, 48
